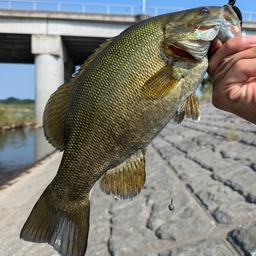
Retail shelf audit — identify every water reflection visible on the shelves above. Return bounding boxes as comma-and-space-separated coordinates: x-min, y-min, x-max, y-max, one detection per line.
0, 127, 55, 186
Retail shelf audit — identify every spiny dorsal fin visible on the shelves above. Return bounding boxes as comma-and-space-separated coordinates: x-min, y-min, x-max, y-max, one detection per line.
43, 37, 116, 150
172, 93, 201, 125
100, 149, 147, 201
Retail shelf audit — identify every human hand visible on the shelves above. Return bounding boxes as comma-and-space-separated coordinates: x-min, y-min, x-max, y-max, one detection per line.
208, 36, 256, 124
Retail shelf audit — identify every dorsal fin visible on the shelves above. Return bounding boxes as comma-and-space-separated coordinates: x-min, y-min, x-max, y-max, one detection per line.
43, 37, 116, 150
43, 80, 74, 150
100, 149, 147, 201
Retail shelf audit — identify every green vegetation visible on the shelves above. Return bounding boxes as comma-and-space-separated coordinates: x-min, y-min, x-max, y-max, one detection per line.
0, 97, 35, 130
199, 76, 212, 101
0, 97, 34, 109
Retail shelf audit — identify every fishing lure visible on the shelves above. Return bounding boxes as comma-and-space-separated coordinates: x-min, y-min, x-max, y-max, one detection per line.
228, 0, 243, 26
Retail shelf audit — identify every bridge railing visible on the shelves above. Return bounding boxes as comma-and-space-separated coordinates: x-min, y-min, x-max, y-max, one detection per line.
0, 0, 181, 16
0, 0, 256, 20
242, 12, 256, 22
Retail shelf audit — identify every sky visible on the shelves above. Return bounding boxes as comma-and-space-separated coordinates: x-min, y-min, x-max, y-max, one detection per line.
1, 0, 256, 100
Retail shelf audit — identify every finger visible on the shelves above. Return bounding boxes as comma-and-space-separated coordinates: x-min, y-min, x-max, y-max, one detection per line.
208, 38, 222, 58
212, 56, 256, 111
220, 58, 256, 86
210, 47, 256, 86
208, 36, 256, 77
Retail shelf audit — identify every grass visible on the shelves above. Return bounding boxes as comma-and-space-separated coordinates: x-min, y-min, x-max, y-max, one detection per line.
0, 104, 36, 129
0, 103, 34, 110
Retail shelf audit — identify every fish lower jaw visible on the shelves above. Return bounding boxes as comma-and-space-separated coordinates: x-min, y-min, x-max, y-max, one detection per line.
217, 23, 241, 43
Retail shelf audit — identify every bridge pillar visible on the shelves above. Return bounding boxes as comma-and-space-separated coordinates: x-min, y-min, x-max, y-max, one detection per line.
34, 54, 64, 125
32, 34, 73, 125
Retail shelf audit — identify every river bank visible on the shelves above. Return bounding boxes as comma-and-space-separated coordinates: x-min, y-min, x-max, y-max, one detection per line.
1, 122, 39, 133
0, 149, 55, 190
0, 126, 55, 188
0, 98, 36, 132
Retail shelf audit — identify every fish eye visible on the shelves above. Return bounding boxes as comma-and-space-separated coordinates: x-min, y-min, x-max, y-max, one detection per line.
197, 7, 211, 15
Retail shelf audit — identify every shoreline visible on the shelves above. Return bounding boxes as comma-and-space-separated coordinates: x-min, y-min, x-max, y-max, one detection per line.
0, 122, 41, 133
0, 126, 55, 188
0, 150, 60, 191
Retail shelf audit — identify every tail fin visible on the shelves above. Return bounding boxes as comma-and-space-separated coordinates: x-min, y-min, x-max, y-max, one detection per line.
20, 190, 90, 256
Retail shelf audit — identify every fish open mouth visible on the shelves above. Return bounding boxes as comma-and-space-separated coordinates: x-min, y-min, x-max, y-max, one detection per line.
162, 39, 198, 60
170, 45, 195, 59
196, 25, 215, 30
169, 25, 218, 59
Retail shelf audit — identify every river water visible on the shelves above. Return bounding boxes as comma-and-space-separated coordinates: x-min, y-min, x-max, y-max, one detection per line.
0, 127, 55, 187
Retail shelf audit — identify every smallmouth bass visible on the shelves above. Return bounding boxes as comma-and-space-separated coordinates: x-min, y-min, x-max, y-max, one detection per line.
20, 4, 241, 256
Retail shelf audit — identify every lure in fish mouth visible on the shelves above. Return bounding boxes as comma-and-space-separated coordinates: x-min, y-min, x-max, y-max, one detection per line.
20, 4, 242, 256
227, 0, 243, 26
162, 4, 241, 61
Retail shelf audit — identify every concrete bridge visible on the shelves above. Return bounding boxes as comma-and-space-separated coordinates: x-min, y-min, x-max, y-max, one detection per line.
0, 9, 150, 124
0, 6, 256, 124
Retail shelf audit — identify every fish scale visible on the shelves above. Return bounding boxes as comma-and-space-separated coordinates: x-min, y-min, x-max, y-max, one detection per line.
20, 5, 241, 256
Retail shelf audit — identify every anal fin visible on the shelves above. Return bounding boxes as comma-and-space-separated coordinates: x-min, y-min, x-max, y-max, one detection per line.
100, 149, 146, 201
173, 93, 201, 125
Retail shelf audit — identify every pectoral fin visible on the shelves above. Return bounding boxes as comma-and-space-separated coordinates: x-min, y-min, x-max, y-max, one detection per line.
100, 149, 146, 201
173, 93, 201, 125
142, 65, 179, 99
